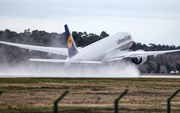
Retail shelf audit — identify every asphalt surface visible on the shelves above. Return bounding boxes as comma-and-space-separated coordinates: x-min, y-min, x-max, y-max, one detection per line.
0, 74, 180, 78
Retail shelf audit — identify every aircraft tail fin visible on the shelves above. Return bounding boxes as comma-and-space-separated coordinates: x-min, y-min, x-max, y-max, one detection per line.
64, 24, 78, 58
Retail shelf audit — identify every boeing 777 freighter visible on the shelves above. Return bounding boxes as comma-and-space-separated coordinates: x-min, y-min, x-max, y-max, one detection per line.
0, 24, 180, 66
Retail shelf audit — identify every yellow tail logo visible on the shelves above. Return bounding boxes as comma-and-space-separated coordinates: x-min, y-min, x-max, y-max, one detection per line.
68, 36, 73, 48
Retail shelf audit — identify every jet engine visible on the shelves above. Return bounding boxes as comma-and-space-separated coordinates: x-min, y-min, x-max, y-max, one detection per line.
131, 50, 147, 65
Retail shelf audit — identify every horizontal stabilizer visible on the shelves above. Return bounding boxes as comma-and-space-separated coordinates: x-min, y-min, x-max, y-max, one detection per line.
29, 59, 66, 63
29, 59, 101, 64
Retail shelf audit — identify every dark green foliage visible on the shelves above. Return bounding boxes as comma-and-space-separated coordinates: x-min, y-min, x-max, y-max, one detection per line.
166, 63, 173, 73
145, 61, 158, 73
100, 31, 109, 38
71, 31, 104, 47
156, 63, 160, 73
175, 63, 180, 72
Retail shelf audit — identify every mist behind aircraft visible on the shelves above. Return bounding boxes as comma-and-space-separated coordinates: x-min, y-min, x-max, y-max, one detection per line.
0, 61, 139, 78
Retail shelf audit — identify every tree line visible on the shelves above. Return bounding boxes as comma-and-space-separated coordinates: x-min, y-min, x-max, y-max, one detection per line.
0, 29, 180, 73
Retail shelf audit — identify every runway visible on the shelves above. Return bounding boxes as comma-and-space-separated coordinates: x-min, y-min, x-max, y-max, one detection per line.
139, 75, 180, 78
0, 74, 180, 78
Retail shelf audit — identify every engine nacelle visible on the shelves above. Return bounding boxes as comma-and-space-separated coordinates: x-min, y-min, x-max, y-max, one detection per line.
131, 50, 147, 65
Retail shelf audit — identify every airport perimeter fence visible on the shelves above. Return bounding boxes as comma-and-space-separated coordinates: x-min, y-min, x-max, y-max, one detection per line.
53, 89, 180, 113
1, 89, 180, 113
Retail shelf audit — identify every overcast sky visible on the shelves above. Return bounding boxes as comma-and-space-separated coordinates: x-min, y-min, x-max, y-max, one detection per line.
0, 0, 180, 46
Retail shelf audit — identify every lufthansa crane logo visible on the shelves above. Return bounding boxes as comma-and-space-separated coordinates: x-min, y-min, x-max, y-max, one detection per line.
68, 36, 73, 48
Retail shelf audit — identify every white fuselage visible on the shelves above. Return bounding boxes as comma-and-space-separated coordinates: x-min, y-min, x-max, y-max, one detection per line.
66, 32, 133, 63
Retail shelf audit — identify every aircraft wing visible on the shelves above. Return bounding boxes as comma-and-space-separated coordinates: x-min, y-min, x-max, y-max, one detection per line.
0, 41, 68, 56
107, 49, 180, 61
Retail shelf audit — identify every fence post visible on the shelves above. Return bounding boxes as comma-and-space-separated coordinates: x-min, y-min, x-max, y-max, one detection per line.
114, 89, 128, 113
54, 91, 69, 113
167, 89, 180, 113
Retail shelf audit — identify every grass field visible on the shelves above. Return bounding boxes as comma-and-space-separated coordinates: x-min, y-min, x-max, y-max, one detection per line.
0, 78, 180, 113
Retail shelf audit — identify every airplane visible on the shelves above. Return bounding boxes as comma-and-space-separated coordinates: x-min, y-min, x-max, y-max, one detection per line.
0, 24, 180, 67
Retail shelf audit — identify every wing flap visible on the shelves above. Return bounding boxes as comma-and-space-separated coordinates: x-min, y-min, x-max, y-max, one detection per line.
71, 60, 101, 64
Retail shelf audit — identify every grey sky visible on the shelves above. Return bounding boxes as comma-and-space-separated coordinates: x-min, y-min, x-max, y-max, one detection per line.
0, 0, 180, 46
